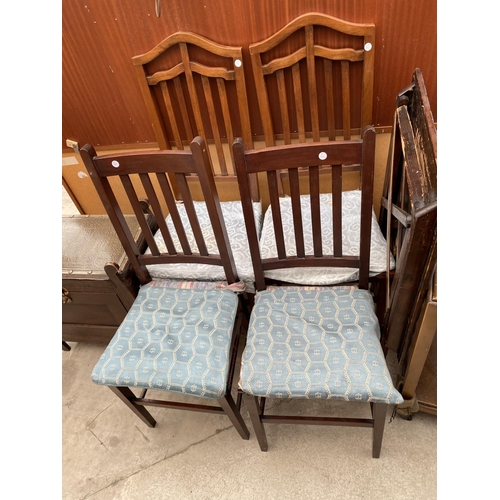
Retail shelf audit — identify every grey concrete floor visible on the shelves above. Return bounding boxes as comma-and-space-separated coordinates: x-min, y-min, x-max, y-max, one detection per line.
62, 187, 437, 500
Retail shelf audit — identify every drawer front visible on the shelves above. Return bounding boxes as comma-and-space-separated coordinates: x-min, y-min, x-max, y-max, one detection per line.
62, 278, 115, 293
62, 291, 128, 326
62, 324, 119, 345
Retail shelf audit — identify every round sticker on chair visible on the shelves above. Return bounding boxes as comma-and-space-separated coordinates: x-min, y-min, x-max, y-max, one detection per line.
111, 160, 120, 168
364, 43, 372, 52
318, 152, 327, 160
235, 59, 242, 67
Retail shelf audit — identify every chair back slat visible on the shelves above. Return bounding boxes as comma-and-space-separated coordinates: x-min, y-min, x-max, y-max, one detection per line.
160, 81, 183, 149
305, 25, 320, 142
120, 174, 161, 256
179, 43, 207, 139
81, 137, 239, 285
173, 77, 195, 140
201, 75, 228, 175
341, 61, 351, 139
267, 170, 287, 260
332, 165, 343, 256
174, 172, 209, 256
217, 78, 235, 151
233, 127, 376, 291
133, 32, 258, 200
155, 172, 192, 255
309, 166, 322, 257
324, 59, 336, 140
139, 172, 177, 255
291, 63, 306, 143
288, 168, 305, 258
276, 70, 292, 144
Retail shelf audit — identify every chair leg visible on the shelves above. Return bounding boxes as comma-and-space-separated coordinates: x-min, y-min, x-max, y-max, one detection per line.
218, 393, 250, 440
109, 386, 156, 428
243, 394, 268, 451
372, 402, 388, 458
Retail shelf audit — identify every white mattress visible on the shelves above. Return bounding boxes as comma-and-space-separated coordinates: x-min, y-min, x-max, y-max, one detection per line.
259, 190, 395, 285
146, 200, 262, 293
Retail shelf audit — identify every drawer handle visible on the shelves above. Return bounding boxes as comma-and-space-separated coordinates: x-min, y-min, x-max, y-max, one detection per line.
62, 288, 72, 304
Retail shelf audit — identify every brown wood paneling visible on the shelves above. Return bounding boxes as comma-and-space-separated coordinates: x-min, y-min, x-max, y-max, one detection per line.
62, 0, 436, 150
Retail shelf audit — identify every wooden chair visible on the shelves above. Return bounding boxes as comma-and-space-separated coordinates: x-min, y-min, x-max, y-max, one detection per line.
248, 13, 392, 294
377, 69, 437, 416
250, 12, 375, 148
133, 31, 258, 201
378, 68, 437, 356
79, 137, 249, 440
232, 127, 403, 457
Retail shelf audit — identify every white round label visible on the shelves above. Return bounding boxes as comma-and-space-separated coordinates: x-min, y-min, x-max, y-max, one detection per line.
111, 160, 120, 168
318, 152, 327, 160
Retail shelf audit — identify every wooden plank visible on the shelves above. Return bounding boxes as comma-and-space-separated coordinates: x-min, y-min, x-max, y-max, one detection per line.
139, 172, 177, 254
268, 170, 286, 260
174, 173, 209, 256
120, 174, 159, 255
341, 60, 351, 139
201, 75, 228, 175
309, 166, 322, 257
174, 77, 195, 140
155, 172, 192, 254
217, 78, 235, 161
292, 62, 306, 143
289, 167, 305, 258
306, 25, 320, 142
160, 81, 184, 149
277, 70, 291, 144
358, 127, 376, 289
332, 165, 343, 256
324, 59, 336, 140
180, 42, 206, 139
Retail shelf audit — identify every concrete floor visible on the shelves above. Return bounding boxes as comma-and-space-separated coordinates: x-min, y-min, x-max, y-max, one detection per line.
62, 187, 437, 500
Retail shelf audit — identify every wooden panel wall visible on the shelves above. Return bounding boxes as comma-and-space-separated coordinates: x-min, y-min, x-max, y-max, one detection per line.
62, 0, 436, 150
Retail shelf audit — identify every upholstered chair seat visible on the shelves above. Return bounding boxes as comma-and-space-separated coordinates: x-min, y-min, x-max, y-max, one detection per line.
239, 286, 403, 405
92, 280, 240, 399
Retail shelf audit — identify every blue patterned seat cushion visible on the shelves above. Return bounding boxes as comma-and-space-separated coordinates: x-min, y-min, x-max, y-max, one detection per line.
239, 286, 403, 404
91, 281, 239, 399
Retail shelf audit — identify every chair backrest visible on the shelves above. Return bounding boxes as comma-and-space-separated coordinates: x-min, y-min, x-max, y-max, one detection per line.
233, 126, 376, 292
250, 13, 375, 147
80, 137, 239, 286
132, 32, 258, 201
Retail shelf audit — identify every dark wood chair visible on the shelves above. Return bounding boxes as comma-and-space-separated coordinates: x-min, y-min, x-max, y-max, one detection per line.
248, 12, 393, 311
133, 31, 258, 201
79, 137, 249, 440
377, 68, 437, 415
132, 32, 262, 294
232, 127, 403, 457
378, 68, 437, 354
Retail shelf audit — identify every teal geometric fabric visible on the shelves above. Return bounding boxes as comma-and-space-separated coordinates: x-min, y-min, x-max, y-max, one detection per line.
91, 280, 239, 399
239, 286, 403, 404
